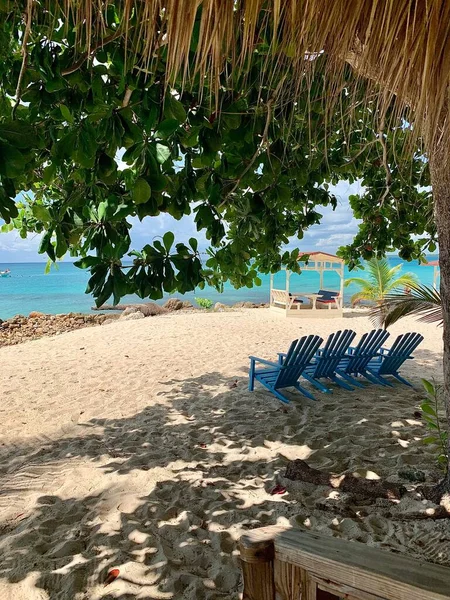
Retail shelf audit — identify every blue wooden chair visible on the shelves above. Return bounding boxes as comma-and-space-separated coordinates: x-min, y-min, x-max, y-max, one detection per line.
249, 335, 323, 403
290, 329, 358, 393
366, 332, 424, 386
336, 329, 390, 387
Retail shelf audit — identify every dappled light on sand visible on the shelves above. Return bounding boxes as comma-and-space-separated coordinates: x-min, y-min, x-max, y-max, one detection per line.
0, 309, 449, 598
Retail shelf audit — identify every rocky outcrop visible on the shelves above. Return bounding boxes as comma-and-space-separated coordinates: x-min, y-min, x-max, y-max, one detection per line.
120, 311, 145, 321
0, 312, 119, 347
163, 298, 184, 311
93, 302, 167, 316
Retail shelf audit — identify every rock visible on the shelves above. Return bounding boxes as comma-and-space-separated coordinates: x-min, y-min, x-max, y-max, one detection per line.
29, 311, 45, 318
121, 306, 139, 317
214, 302, 227, 311
233, 301, 255, 309
120, 312, 145, 321
135, 303, 167, 317
398, 468, 427, 483
164, 298, 184, 311
182, 301, 194, 309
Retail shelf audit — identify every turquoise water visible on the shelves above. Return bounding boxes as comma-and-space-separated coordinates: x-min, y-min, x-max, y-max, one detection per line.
0, 256, 439, 319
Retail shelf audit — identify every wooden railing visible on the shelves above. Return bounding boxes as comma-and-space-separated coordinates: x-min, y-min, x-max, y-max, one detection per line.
239, 526, 450, 600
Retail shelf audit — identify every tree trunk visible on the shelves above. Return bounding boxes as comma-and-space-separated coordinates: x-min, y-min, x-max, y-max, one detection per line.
427, 140, 450, 500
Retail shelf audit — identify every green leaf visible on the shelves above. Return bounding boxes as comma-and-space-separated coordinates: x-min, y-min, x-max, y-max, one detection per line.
43, 163, 57, 184
133, 178, 152, 204
163, 231, 175, 252
156, 119, 179, 139
156, 143, 171, 164
98, 201, 108, 220
422, 379, 435, 396
0, 143, 25, 177
421, 403, 437, 417
32, 204, 51, 222
166, 95, 187, 123
0, 121, 37, 149
422, 436, 438, 444
189, 237, 198, 252
60, 104, 74, 124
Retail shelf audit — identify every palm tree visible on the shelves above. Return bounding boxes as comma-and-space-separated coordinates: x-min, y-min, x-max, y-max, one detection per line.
370, 283, 442, 328
345, 258, 418, 308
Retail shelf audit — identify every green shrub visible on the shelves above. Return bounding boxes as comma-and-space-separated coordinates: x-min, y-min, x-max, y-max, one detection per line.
421, 378, 448, 470
195, 297, 213, 309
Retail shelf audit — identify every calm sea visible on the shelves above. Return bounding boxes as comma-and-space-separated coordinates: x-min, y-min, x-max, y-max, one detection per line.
0, 256, 439, 320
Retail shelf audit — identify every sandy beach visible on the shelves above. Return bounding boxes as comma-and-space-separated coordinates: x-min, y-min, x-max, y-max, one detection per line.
0, 308, 448, 599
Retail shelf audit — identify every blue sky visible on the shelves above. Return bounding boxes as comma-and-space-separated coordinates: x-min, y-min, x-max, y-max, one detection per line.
0, 180, 362, 263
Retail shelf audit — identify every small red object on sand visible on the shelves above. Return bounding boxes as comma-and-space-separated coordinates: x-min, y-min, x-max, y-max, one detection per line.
270, 485, 286, 495
104, 569, 120, 586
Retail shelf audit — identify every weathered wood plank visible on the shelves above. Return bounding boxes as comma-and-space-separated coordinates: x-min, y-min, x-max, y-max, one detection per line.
239, 529, 275, 600
313, 575, 386, 600
242, 526, 450, 600
274, 559, 304, 599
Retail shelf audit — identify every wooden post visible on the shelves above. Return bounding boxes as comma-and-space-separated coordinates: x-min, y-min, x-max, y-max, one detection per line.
239, 531, 276, 600
270, 272, 274, 306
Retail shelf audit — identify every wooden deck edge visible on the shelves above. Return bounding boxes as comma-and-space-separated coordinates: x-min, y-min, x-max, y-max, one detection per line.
239, 527, 450, 600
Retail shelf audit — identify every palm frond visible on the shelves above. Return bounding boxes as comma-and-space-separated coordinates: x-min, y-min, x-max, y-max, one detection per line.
344, 277, 373, 289
370, 283, 442, 328
385, 272, 418, 292
347, 258, 419, 306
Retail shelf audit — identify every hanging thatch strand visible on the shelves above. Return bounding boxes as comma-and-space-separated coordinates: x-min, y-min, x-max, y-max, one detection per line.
45, 0, 450, 146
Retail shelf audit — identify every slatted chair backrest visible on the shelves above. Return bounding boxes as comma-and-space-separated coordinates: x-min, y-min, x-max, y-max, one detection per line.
275, 335, 323, 389
377, 332, 424, 375
314, 330, 357, 378
345, 329, 390, 374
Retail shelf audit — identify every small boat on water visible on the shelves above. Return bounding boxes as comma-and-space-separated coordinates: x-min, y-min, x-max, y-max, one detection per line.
0, 268, 11, 278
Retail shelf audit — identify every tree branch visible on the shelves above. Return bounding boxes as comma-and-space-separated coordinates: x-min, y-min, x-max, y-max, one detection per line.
12, 0, 33, 119
61, 30, 123, 76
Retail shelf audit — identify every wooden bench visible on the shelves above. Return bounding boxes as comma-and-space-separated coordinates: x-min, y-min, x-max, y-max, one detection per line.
271, 289, 302, 310
239, 526, 450, 600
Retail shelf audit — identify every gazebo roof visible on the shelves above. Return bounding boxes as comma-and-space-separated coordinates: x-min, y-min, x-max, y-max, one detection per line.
298, 251, 344, 264
422, 260, 439, 267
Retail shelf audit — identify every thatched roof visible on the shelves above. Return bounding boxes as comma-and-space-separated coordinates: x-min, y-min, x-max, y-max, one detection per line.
45, 1, 450, 147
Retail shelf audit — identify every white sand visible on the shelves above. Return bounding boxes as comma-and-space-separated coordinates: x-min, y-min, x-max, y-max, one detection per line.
0, 309, 448, 599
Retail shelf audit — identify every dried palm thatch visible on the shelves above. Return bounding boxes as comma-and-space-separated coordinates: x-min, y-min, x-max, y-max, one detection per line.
36, 0, 450, 148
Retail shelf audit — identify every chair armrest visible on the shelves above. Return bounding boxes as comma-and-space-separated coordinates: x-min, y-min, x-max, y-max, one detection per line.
277, 352, 287, 364
249, 356, 280, 368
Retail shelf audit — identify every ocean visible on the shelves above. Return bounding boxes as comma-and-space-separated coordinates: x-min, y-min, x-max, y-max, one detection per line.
0, 256, 439, 320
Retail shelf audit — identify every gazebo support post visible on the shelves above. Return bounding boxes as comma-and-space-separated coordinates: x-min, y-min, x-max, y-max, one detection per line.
286, 270, 291, 316
270, 272, 274, 307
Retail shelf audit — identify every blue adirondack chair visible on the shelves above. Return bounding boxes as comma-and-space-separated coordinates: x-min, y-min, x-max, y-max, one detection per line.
249, 335, 323, 403
291, 329, 358, 393
336, 329, 391, 387
366, 332, 424, 386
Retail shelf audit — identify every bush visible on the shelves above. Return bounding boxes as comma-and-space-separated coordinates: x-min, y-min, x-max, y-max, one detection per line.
421, 379, 448, 470
195, 297, 213, 309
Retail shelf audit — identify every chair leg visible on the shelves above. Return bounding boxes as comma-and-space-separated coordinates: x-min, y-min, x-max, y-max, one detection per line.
364, 369, 393, 387
393, 372, 413, 387
271, 388, 291, 404
248, 360, 255, 391
302, 373, 332, 394
335, 369, 365, 388
294, 383, 317, 401
330, 374, 354, 391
